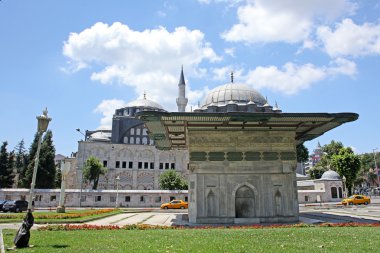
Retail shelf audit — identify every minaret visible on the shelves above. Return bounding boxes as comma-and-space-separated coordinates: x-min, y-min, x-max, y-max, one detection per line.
176, 66, 188, 112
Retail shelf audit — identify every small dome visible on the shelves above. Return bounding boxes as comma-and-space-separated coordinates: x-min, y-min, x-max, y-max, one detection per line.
126, 98, 164, 110
88, 131, 111, 142
201, 83, 266, 109
321, 170, 341, 180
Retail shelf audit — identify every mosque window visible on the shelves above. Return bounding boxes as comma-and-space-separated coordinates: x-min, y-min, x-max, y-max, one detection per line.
142, 137, 147, 144
95, 196, 102, 202
138, 162, 142, 169
150, 162, 154, 169
140, 196, 145, 202
130, 137, 134, 144
185, 196, 188, 202
130, 128, 135, 135
137, 128, 141, 135
143, 129, 148, 135
50, 195, 56, 202
122, 161, 127, 169
129, 162, 133, 169
305, 196, 309, 202
115, 161, 120, 168
144, 162, 149, 169
170, 196, 175, 201
103, 160, 108, 168
136, 137, 141, 144
123, 137, 128, 144
159, 163, 163, 170
171, 163, 175, 169
165, 163, 170, 169
331, 187, 338, 198
125, 196, 131, 202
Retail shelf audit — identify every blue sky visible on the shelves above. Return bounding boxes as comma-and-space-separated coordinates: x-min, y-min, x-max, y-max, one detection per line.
1, 0, 380, 156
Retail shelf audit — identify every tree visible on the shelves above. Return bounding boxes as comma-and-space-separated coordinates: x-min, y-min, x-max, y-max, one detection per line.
316, 140, 345, 169
23, 131, 57, 189
14, 139, 29, 188
296, 144, 309, 163
83, 156, 107, 190
19, 133, 39, 188
159, 170, 188, 190
0, 141, 14, 188
308, 166, 327, 180
331, 147, 361, 196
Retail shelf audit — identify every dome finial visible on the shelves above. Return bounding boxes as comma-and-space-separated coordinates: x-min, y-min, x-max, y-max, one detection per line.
231, 71, 234, 83
143, 90, 147, 100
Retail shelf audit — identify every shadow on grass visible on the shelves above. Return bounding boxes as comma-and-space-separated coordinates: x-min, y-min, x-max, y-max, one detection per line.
51, 244, 70, 249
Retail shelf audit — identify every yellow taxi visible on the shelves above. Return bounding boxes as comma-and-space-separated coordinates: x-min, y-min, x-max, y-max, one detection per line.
341, 195, 371, 205
160, 200, 188, 209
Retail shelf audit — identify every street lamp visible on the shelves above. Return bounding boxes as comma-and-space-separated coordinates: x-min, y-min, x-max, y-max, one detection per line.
28, 109, 52, 210
115, 175, 120, 208
57, 160, 71, 213
372, 148, 379, 187
14, 109, 51, 248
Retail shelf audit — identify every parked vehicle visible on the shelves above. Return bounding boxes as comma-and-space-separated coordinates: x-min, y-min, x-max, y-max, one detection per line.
2, 200, 28, 212
161, 200, 188, 209
341, 195, 371, 206
0, 200, 7, 211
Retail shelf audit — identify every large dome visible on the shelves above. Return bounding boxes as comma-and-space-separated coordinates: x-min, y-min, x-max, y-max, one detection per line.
126, 98, 164, 110
320, 170, 341, 180
201, 83, 266, 109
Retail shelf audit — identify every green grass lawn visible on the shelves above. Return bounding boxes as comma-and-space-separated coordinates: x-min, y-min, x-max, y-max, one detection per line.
2, 226, 380, 252
0, 209, 121, 224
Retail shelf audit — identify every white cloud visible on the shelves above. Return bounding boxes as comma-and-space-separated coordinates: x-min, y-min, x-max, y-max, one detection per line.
222, 0, 355, 44
63, 22, 221, 126
328, 58, 357, 76
317, 19, 380, 57
211, 65, 243, 81
224, 47, 235, 57
94, 99, 127, 129
246, 63, 326, 95
245, 58, 357, 95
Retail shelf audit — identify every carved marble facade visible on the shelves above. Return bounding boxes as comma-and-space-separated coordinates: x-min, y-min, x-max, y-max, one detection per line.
187, 130, 299, 224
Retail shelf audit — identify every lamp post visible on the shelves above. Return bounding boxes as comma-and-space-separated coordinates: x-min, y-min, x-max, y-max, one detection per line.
28, 109, 52, 210
342, 175, 347, 198
14, 109, 51, 248
57, 160, 71, 213
372, 148, 379, 187
115, 175, 120, 208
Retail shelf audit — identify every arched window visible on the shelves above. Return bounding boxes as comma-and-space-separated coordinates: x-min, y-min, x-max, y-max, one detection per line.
136, 137, 141, 144
149, 139, 154, 145
130, 128, 135, 135
331, 187, 338, 198
143, 128, 148, 135
130, 137, 134, 144
136, 128, 141, 135
123, 137, 128, 144
142, 137, 147, 144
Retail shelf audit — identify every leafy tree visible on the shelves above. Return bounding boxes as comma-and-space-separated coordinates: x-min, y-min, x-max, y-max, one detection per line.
296, 144, 309, 163
0, 141, 14, 188
331, 147, 361, 196
23, 130, 56, 189
83, 156, 107, 190
159, 170, 188, 190
316, 140, 345, 169
307, 166, 327, 180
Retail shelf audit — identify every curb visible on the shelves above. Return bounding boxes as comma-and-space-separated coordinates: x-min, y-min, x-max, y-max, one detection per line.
0, 229, 5, 253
